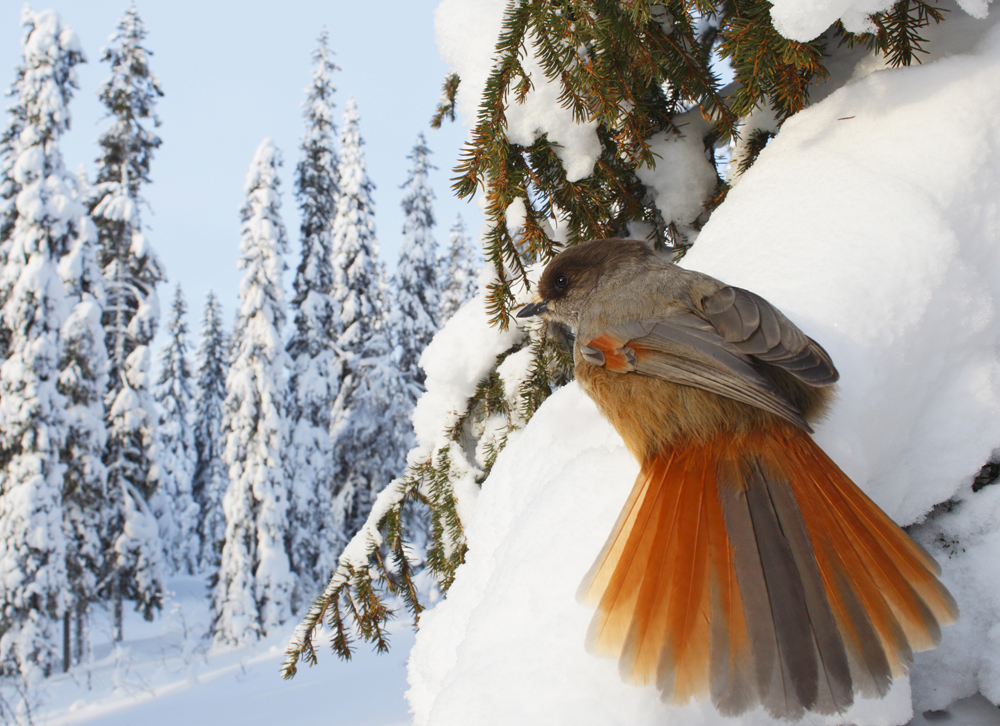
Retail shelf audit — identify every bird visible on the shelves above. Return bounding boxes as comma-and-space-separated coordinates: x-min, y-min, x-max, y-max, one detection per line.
517, 237, 957, 719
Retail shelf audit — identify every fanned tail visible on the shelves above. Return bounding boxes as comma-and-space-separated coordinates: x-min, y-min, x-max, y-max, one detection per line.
578, 426, 958, 718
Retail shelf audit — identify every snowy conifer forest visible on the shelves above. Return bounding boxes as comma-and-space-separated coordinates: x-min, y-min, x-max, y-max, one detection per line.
2, 0, 1000, 725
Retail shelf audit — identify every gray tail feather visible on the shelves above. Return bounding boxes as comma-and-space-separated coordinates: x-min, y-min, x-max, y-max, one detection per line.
717, 455, 858, 718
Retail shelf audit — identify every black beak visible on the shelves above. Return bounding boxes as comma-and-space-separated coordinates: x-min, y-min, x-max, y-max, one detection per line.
517, 301, 549, 318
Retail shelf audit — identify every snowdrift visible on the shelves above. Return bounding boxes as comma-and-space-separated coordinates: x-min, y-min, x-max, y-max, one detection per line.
409, 6, 1000, 726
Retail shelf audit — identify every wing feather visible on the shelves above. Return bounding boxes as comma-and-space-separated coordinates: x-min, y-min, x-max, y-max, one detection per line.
582, 286, 839, 428
595, 316, 812, 431
702, 286, 838, 386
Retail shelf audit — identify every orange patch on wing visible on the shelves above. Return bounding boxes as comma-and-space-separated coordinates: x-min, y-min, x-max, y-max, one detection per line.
587, 333, 635, 372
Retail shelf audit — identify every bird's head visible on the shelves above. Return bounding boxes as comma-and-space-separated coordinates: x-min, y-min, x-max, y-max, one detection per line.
517, 238, 658, 329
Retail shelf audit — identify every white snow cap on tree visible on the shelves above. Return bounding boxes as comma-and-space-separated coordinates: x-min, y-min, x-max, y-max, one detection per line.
767, 0, 988, 44
0, 6, 83, 678
213, 138, 294, 645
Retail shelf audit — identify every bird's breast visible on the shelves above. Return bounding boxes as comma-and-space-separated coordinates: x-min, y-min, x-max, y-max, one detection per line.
574, 350, 792, 466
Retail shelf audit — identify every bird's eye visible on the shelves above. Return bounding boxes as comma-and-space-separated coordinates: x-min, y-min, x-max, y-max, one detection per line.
554, 274, 569, 290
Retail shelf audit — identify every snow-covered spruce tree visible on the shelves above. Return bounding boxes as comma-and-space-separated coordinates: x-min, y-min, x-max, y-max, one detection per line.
58, 207, 109, 672
329, 97, 379, 366
284, 0, 961, 674
0, 8, 84, 678
438, 213, 479, 324
391, 133, 440, 385
285, 29, 341, 596
326, 97, 389, 543
90, 2, 166, 638
192, 290, 228, 572
153, 284, 199, 575
213, 139, 294, 645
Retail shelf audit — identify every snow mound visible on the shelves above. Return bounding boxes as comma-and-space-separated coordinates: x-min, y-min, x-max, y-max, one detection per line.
770, 0, 991, 42
410, 10, 1000, 726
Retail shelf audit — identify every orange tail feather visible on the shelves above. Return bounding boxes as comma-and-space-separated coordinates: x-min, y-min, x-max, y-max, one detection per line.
578, 426, 957, 718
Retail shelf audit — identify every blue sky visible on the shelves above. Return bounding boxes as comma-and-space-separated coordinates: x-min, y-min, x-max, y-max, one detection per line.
1, 0, 480, 343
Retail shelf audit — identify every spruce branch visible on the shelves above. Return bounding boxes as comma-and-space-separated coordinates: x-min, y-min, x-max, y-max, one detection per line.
430, 73, 461, 128
736, 128, 776, 176
453, 0, 734, 328
837, 0, 947, 67
719, 0, 827, 123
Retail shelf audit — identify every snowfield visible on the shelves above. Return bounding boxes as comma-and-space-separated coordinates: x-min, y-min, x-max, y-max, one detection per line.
28, 575, 412, 726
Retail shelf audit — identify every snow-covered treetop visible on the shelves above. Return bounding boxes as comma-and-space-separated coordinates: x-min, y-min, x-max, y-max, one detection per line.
401, 133, 435, 228
399, 133, 436, 251
289, 29, 340, 358
192, 289, 227, 571
95, 1, 162, 198
299, 27, 339, 171
5, 7, 83, 210
194, 289, 226, 453
17, 7, 84, 142
392, 132, 440, 378
92, 1, 164, 357
3, 7, 85, 265
294, 26, 339, 277
330, 96, 380, 352
237, 138, 289, 341
194, 289, 226, 424
156, 283, 193, 419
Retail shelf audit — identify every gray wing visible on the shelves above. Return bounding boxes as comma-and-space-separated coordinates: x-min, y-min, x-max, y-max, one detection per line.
596, 316, 813, 431
586, 287, 837, 431
702, 286, 838, 387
